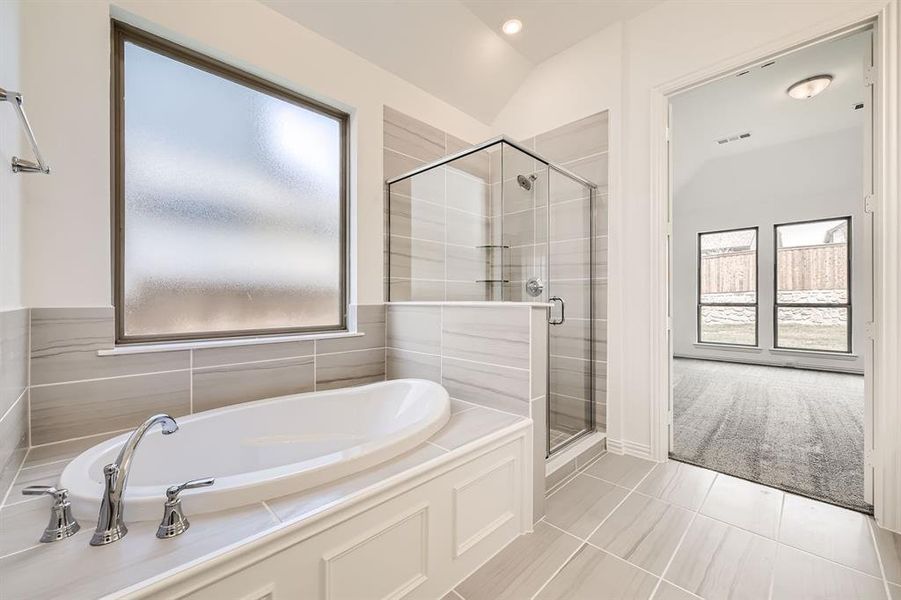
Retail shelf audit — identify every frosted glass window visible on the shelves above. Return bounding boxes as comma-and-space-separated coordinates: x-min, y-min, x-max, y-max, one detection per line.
115, 27, 347, 341
697, 228, 758, 346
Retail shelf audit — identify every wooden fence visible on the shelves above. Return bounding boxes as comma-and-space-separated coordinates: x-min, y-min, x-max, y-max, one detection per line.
700, 245, 847, 293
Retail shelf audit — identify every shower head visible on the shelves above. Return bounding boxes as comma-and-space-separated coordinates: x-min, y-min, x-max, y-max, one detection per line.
517, 173, 538, 191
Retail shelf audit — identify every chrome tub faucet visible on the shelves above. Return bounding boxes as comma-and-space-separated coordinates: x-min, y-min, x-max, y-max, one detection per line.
90, 414, 178, 546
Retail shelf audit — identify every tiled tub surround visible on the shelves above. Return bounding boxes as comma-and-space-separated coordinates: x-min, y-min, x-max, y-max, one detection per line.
450, 453, 901, 600
0, 308, 29, 504
386, 302, 550, 520
0, 399, 530, 599
27, 304, 387, 447
384, 106, 495, 302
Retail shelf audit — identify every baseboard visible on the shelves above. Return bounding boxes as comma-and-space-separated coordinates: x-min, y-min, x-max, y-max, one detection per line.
673, 353, 864, 375
606, 438, 653, 460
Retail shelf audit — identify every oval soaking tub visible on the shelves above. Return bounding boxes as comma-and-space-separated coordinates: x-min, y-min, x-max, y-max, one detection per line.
61, 379, 450, 522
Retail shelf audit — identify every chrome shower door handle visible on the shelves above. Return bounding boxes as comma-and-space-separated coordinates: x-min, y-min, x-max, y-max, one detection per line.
549, 296, 565, 325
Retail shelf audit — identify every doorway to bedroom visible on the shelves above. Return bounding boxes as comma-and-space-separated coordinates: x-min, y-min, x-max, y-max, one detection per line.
668, 27, 874, 512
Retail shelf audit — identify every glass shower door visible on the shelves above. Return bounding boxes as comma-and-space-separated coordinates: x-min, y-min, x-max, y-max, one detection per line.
547, 169, 594, 454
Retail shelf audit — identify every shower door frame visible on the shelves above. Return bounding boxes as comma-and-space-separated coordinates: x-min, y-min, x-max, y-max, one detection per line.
385, 137, 600, 458
545, 182, 598, 457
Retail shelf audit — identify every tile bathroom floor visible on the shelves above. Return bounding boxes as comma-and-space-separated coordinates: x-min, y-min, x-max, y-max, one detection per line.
448, 453, 901, 600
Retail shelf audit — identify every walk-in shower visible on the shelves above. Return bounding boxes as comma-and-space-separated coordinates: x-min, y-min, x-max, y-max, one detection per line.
385, 137, 599, 456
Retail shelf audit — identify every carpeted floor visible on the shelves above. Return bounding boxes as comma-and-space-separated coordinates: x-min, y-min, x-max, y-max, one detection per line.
671, 358, 869, 512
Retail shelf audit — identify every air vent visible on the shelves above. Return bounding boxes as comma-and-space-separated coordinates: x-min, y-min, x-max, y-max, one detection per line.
853, 102, 865, 110
715, 132, 752, 145
761, 61, 776, 68
736, 70, 750, 77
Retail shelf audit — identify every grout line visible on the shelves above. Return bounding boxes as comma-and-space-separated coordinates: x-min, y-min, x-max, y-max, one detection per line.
30, 367, 192, 389
27, 308, 32, 448
578, 469, 642, 491
189, 349, 194, 414
585, 541, 664, 580
0, 528, 91, 561
443, 167, 448, 302
532, 465, 660, 599
313, 346, 384, 357
27, 427, 133, 450
777, 537, 888, 581
867, 518, 894, 600
0, 386, 27, 424
18, 456, 72, 471
261, 500, 282, 524
545, 465, 580, 500
560, 149, 610, 166
3, 495, 43, 508
191, 347, 373, 370
651, 583, 704, 600
767, 545, 781, 600
649, 466, 718, 600
440, 353, 530, 373
0, 449, 29, 508
768, 492, 787, 600
426, 440, 451, 452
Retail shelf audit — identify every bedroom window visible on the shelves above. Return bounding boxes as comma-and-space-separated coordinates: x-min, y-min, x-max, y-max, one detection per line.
774, 217, 851, 352
112, 22, 348, 343
697, 227, 758, 346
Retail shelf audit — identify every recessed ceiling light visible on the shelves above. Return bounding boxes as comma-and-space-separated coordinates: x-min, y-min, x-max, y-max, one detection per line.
787, 74, 833, 100
502, 19, 522, 35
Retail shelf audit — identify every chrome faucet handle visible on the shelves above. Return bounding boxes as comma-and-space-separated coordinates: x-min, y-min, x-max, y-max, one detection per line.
22, 485, 81, 543
156, 477, 214, 539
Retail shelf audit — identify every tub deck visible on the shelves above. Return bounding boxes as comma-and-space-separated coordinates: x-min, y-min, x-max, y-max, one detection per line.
0, 399, 526, 600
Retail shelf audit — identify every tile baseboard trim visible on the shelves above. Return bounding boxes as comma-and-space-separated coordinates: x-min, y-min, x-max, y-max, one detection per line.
98, 331, 365, 356
606, 438, 653, 461
546, 431, 607, 476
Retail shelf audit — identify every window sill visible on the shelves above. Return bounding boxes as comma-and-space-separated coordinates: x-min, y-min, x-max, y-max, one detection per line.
768, 347, 859, 359
692, 342, 763, 353
97, 331, 365, 356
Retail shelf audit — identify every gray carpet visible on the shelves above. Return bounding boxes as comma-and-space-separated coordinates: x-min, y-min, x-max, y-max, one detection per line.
671, 358, 869, 512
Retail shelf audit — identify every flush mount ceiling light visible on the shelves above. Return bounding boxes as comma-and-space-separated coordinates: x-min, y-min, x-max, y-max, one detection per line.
787, 74, 833, 99
502, 19, 522, 35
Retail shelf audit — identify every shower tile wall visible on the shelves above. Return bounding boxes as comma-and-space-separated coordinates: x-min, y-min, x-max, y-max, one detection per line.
384, 107, 495, 301
512, 112, 609, 433
25, 305, 386, 447
0, 308, 28, 501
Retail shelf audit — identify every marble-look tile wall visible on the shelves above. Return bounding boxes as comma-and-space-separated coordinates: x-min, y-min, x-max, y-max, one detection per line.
385, 302, 548, 520
384, 106, 495, 301
0, 308, 29, 502
27, 305, 386, 447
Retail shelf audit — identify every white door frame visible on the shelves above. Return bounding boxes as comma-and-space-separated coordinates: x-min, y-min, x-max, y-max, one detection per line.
648, 1, 901, 530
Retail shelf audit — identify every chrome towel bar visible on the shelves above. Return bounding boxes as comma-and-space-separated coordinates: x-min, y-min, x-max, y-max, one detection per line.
0, 87, 50, 174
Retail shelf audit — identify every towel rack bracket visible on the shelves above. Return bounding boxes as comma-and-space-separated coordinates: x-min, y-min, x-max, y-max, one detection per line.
1, 87, 51, 175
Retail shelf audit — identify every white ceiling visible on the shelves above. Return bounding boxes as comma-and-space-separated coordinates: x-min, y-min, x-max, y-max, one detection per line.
261, 0, 660, 123
672, 29, 870, 192
460, 0, 661, 64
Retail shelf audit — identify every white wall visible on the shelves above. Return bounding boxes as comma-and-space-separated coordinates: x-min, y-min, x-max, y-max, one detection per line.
492, 22, 623, 141
0, 0, 25, 310
15, 0, 891, 454
673, 127, 866, 372
493, 0, 888, 455
19, 0, 493, 308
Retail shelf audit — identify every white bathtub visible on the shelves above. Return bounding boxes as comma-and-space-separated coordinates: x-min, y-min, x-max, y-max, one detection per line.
61, 379, 450, 522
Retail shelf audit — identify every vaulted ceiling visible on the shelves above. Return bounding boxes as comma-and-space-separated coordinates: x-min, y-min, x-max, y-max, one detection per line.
260, 0, 661, 123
